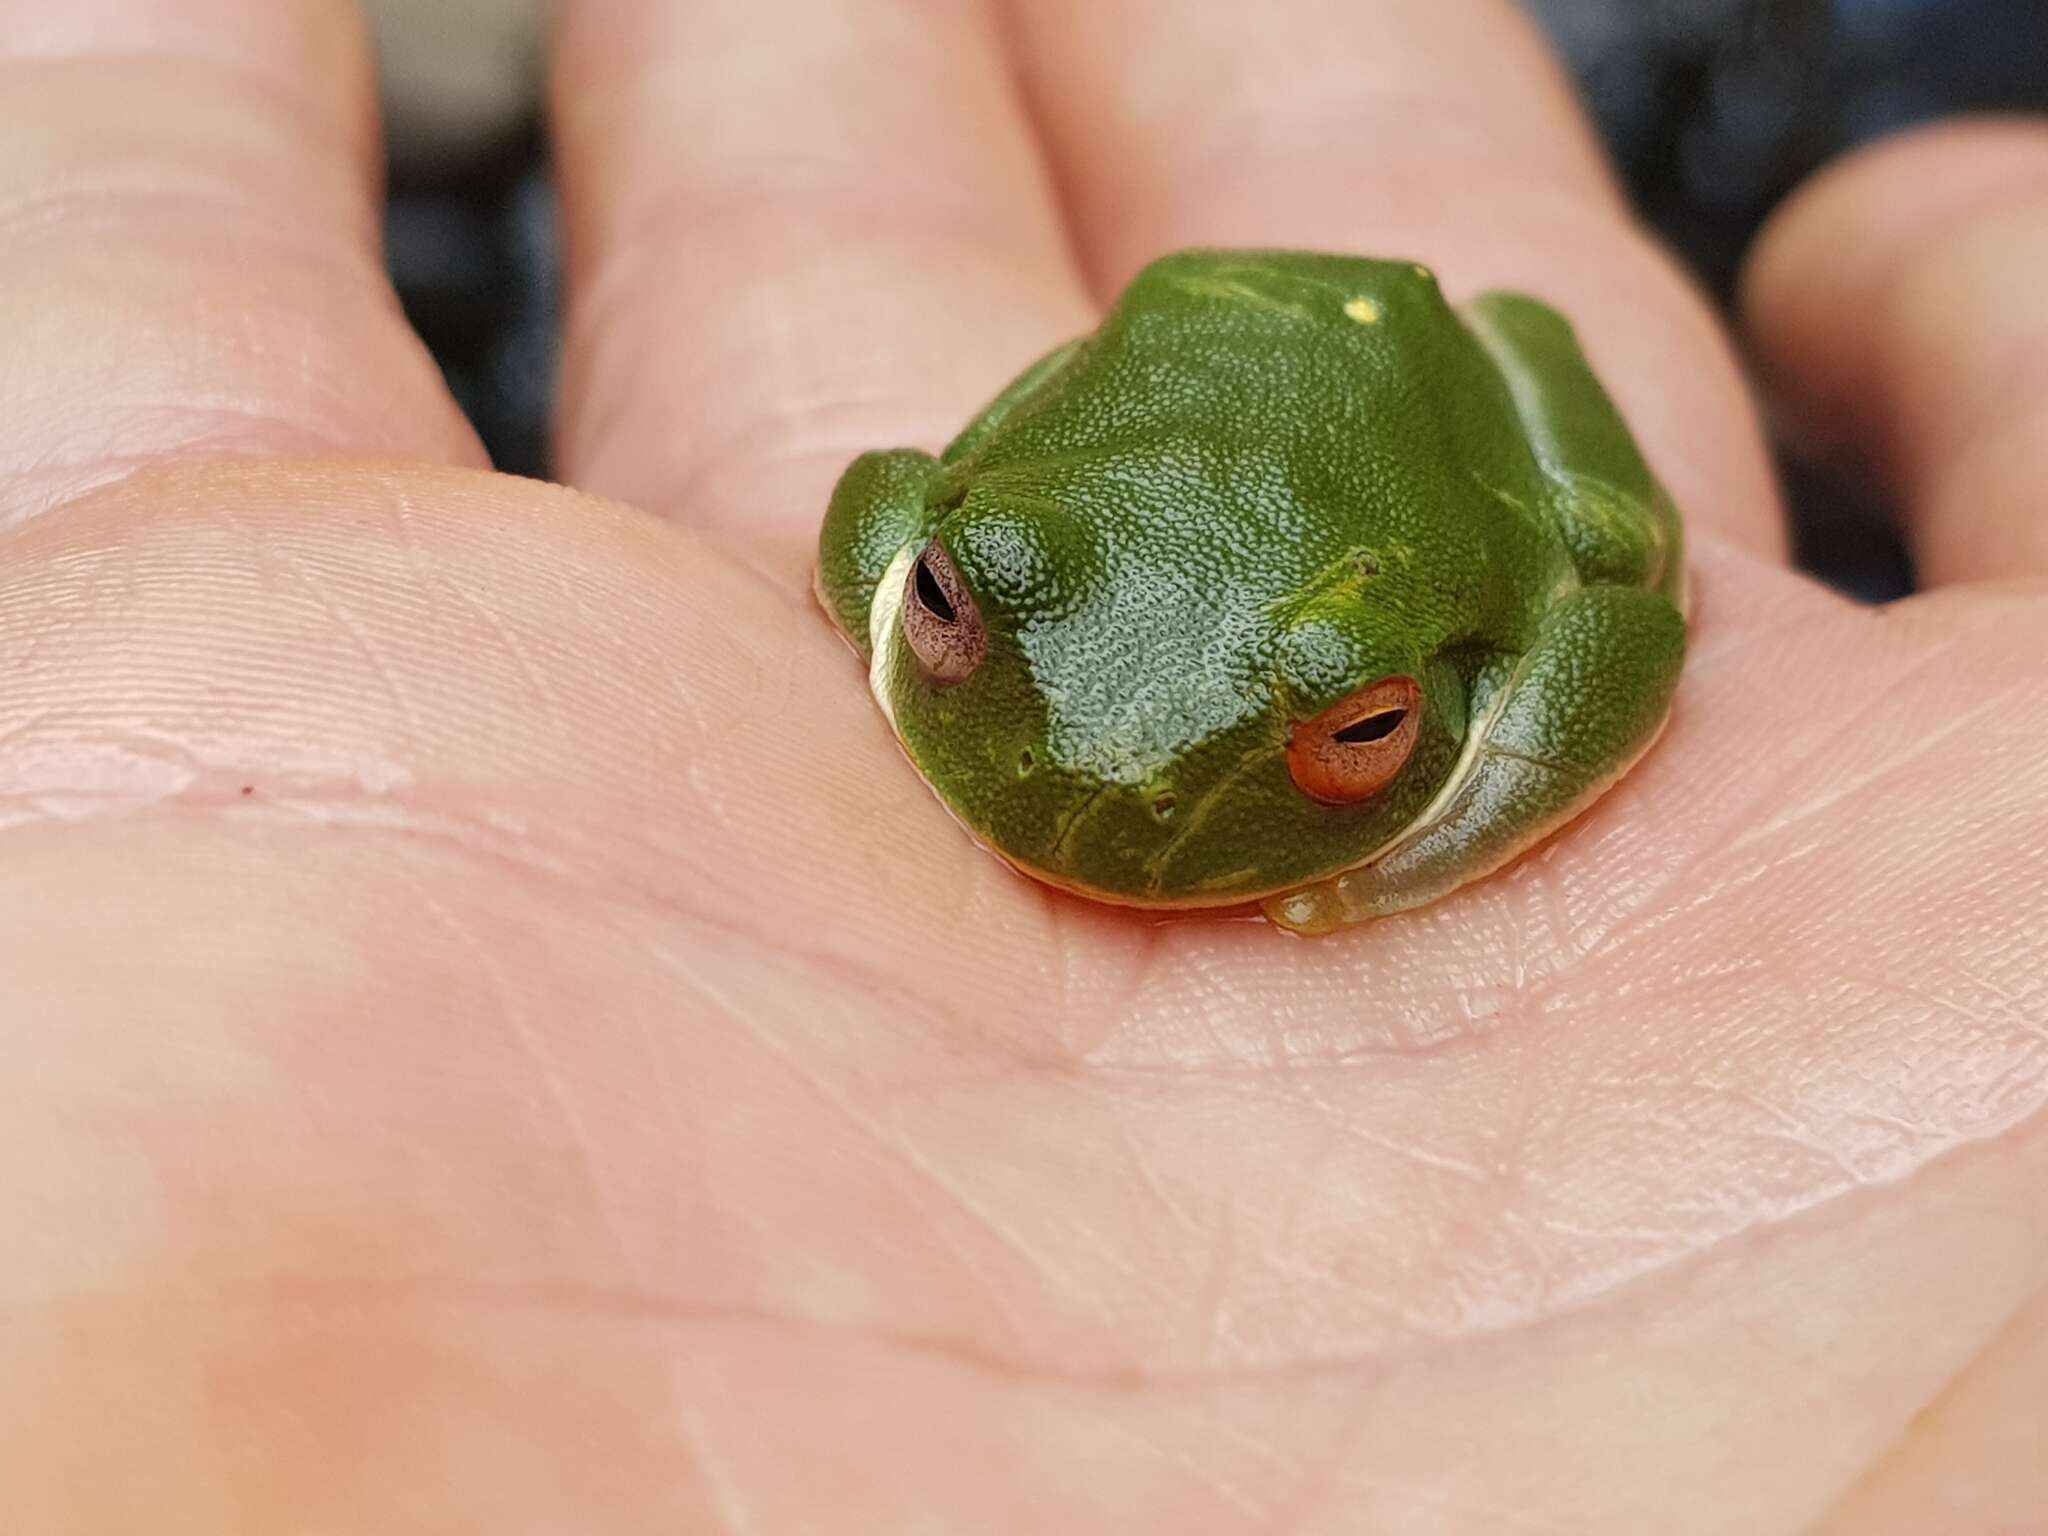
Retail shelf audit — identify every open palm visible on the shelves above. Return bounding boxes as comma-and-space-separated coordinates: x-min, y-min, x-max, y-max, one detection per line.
5, 1, 2044, 1529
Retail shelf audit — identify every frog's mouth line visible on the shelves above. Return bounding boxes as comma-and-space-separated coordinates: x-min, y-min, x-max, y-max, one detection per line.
1046, 781, 1109, 863
1134, 740, 1284, 893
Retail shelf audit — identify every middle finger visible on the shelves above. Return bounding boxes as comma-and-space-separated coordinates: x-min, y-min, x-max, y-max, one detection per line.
1009, 0, 1786, 560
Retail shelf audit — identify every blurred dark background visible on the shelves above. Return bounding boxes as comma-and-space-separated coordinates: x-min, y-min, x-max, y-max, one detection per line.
376, 0, 2048, 603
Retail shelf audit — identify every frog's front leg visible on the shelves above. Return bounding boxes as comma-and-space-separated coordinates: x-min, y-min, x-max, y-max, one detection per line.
1264, 584, 1686, 935
1462, 291, 1686, 610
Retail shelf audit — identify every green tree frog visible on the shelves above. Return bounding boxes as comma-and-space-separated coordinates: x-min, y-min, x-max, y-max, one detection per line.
816, 250, 1686, 934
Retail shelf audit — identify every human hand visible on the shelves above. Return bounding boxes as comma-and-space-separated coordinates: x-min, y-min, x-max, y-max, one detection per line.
4, 1, 2044, 1529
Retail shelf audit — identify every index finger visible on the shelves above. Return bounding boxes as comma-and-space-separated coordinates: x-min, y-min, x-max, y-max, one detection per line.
0, 0, 483, 524
550, 0, 1096, 551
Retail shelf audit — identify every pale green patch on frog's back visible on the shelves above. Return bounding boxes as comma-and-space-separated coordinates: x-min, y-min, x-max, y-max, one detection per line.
950, 250, 1580, 658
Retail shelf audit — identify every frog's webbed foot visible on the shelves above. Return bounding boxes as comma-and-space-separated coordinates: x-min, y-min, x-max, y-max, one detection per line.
1263, 584, 1685, 935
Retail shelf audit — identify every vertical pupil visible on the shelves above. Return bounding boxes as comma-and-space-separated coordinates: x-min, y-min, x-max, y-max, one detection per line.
914, 557, 956, 624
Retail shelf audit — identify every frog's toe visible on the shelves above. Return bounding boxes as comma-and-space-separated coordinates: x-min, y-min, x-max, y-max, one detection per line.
1262, 882, 1350, 937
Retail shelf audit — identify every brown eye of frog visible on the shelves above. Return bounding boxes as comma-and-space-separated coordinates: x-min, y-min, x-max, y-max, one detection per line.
901, 538, 986, 685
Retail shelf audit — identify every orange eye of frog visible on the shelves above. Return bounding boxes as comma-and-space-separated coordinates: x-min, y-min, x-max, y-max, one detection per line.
1286, 676, 1422, 803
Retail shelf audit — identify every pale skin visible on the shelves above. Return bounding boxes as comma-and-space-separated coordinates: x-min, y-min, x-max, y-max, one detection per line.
1, 0, 2044, 1529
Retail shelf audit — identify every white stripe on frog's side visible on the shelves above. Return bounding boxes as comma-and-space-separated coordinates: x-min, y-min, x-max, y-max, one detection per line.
866, 543, 919, 733
1348, 663, 1520, 874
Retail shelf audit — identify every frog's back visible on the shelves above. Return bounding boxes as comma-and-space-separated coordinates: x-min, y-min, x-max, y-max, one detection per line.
955, 250, 1573, 650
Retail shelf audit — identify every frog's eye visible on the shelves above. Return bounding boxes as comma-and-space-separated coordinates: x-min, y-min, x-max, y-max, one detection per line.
1287, 676, 1422, 804
902, 538, 986, 685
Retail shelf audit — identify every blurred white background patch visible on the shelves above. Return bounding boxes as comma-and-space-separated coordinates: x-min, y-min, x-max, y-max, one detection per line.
366, 0, 544, 170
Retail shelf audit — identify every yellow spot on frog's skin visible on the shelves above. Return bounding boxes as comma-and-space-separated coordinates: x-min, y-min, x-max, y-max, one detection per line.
1343, 297, 1382, 325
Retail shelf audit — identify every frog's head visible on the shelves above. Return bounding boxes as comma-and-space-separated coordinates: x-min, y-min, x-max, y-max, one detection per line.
819, 450, 1469, 910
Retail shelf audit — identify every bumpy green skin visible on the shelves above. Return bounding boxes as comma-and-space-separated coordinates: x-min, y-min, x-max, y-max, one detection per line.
817, 250, 1685, 934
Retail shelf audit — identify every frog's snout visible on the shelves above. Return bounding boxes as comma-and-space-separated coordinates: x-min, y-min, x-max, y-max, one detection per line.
1023, 771, 1203, 899
1042, 777, 1181, 855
